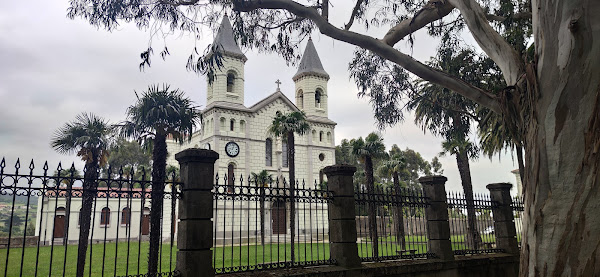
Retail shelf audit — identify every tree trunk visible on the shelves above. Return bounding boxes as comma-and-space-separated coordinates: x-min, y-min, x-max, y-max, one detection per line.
516, 145, 525, 184
520, 1, 600, 275
365, 155, 379, 258
455, 150, 482, 250
148, 134, 167, 276
287, 131, 296, 263
392, 171, 406, 250
75, 155, 99, 277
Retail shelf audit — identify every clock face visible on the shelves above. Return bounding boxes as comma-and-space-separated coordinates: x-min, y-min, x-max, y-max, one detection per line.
225, 141, 240, 157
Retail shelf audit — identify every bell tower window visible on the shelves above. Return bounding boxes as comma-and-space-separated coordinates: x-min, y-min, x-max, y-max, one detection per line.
227, 72, 235, 92
315, 89, 322, 108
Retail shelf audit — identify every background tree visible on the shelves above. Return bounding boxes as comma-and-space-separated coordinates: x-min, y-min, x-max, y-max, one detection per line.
51, 112, 113, 277
268, 110, 309, 263
377, 152, 406, 249
251, 170, 272, 245
103, 138, 152, 180
430, 157, 444, 175
68, 0, 600, 273
351, 132, 386, 258
120, 85, 200, 275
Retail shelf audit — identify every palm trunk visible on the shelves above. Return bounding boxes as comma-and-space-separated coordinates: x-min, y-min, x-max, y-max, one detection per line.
365, 155, 379, 258
148, 134, 167, 276
515, 144, 525, 184
287, 132, 296, 263
455, 150, 481, 250
75, 155, 99, 277
392, 171, 406, 250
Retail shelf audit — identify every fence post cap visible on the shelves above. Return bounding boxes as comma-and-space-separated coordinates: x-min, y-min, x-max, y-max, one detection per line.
486, 183, 512, 190
418, 175, 447, 184
322, 164, 357, 176
175, 148, 219, 163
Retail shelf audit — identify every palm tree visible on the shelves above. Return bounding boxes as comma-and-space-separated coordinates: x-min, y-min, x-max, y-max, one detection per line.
268, 111, 310, 263
378, 153, 406, 249
439, 136, 482, 249
251, 170, 272, 245
121, 85, 201, 275
51, 113, 114, 277
351, 132, 386, 258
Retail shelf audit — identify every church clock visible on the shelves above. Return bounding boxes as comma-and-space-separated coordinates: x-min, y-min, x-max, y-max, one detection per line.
225, 141, 240, 157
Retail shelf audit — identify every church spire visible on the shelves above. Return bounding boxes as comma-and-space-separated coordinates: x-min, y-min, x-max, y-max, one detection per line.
293, 38, 329, 81
213, 14, 247, 61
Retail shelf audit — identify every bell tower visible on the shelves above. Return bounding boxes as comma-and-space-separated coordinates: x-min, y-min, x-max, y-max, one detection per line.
293, 38, 329, 118
206, 15, 247, 106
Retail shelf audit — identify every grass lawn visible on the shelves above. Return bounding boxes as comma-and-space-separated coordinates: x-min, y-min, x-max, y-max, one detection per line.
0, 241, 177, 277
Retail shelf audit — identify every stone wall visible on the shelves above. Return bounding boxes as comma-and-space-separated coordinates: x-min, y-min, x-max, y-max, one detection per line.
0, 236, 39, 249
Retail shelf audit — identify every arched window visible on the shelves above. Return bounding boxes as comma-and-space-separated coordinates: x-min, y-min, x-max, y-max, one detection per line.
315, 89, 322, 108
227, 163, 235, 192
240, 120, 245, 133
297, 90, 304, 109
220, 117, 226, 129
100, 207, 110, 226
327, 132, 331, 143
230, 119, 235, 131
312, 130, 317, 141
121, 207, 131, 226
319, 131, 323, 142
265, 138, 273, 166
282, 139, 288, 168
227, 72, 235, 92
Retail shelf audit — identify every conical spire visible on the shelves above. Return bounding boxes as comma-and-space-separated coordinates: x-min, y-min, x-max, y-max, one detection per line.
293, 38, 329, 81
213, 15, 247, 61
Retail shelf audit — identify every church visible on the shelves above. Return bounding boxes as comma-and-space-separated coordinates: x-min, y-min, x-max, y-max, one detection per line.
167, 15, 337, 185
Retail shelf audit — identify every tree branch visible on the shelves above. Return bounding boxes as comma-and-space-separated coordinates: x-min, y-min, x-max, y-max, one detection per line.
344, 0, 365, 31
382, 0, 455, 46
233, 0, 501, 114
447, 0, 524, 84
485, 11, 532, 22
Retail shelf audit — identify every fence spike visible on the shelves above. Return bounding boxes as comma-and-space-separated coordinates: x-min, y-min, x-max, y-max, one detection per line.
43, 161, 48, 172
15, 158, 20, 170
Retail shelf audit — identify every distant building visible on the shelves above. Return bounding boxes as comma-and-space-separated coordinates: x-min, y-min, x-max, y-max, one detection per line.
511, 169, 523, 196
35, 187, 176, 245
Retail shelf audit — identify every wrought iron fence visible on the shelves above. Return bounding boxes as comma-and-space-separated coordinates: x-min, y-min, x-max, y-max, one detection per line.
354, 185, 431, 262
212, 175, 333, 274
512, 196, 524, 247
446, 191, 501, 255
0, 158, 181, 277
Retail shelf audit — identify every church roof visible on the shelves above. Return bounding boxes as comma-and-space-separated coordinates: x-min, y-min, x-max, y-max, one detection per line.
293, 38, 329, 81
213, 15, 247, 61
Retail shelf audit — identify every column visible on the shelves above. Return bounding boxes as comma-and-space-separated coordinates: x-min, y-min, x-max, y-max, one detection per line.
419, 176, 454, 261
487, 183, 519, 255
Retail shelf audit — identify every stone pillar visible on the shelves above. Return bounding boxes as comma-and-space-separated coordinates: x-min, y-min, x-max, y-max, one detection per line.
487, 183, 519, 255
175, 149, 219, 277
419, 176, 454, 261
323, 165, 361, 268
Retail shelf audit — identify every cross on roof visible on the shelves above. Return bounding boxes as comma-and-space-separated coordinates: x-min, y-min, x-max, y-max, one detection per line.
275, 79, 282, 91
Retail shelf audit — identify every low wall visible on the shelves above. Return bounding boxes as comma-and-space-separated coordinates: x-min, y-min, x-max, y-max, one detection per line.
0, 236, 39, 249
218, 254, 520, 277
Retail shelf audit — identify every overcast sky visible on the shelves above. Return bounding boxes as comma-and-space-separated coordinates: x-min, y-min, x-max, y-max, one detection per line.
0, 1, 519, 194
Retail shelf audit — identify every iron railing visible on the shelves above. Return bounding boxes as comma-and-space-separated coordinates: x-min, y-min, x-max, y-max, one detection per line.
212, 175, 333, 274
0, 158, 180, 277
446, 191, 501, 255
354, 186, 431, 262
512, 196, 524, 247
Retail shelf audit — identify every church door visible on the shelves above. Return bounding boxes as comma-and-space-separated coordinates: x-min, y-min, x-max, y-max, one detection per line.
53, 207, 66, 238
142, 208, 150, 235
271, 201, 287, 234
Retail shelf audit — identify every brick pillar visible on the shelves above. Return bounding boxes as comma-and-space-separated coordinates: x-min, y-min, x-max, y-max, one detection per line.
487, 183, 519, 255
323, 165, 361, 268
419, 176, 454, 261
175, 149, 219, 277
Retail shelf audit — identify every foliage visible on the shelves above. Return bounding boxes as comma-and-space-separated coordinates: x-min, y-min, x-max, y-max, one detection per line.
103, 138, 152, 178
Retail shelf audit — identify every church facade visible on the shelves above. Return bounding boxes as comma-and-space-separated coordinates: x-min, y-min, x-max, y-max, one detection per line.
167, 16, 336, 186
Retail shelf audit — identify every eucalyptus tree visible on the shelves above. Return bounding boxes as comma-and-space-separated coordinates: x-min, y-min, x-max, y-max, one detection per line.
103, 138, 152, 179
51, 113, 114, 277
351, 132, 386, 257
121, 85, 201, 275
268, 110, 310, 263
69, 0, 600, 272
251, 170, 272, 245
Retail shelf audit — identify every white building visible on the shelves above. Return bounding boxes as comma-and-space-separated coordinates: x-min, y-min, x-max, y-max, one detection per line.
36, 187, 176, 245
166, 15, 337, 184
